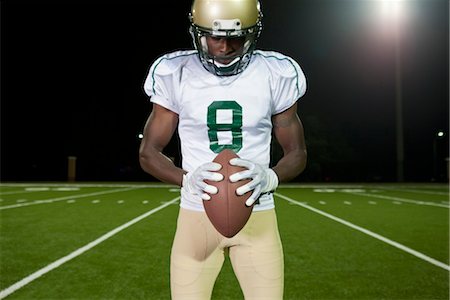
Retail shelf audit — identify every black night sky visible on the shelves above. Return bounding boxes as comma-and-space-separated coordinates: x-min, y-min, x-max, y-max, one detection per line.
1, 0, 448, 183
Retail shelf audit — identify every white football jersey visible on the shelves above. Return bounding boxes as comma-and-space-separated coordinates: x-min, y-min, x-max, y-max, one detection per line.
144, 49, 306, 212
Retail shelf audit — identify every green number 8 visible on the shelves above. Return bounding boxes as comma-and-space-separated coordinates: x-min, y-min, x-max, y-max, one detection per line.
207, 101, 243, 153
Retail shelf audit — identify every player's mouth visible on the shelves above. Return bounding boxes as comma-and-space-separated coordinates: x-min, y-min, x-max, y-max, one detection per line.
214, 55, 239, 66
216, 58, 232, 64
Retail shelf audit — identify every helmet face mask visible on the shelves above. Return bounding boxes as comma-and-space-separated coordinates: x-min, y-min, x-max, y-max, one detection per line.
189, 0, 263, 76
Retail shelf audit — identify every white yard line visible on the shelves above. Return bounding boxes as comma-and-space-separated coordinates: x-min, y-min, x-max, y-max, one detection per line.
0, 188, 140, 210
277, 184, 365, 189
370, 185, 450, 196
345, 192, 449, 208
0, 183, 176, 189
275, 192, 450, 272
278, 184, 449, 190
0, 190, 42, 196
0, 196, 180, 299
377, 187, 449, 196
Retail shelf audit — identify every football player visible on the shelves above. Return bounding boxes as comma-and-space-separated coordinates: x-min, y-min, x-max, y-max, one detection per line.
139, 0, 307, 298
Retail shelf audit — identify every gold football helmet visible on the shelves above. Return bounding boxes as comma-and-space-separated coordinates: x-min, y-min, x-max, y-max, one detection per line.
189, 0, 263, 76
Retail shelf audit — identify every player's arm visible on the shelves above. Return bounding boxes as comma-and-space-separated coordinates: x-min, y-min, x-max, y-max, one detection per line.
271, 101, 307, 182
139, 102, 223, 197
229, 101, 306, 206
139, 103, 184, 186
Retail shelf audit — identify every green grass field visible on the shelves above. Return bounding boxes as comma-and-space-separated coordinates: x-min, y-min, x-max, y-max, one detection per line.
0, 183, 448, 299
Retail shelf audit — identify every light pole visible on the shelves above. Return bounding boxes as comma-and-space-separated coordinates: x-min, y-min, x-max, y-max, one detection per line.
393, 1, 404, 182
380, 0, 405, 182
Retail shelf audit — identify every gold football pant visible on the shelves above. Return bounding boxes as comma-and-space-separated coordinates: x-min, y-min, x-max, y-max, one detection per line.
170, 208, 284, 300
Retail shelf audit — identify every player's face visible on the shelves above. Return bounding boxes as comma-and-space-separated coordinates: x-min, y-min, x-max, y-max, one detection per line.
206, 36, 246, 64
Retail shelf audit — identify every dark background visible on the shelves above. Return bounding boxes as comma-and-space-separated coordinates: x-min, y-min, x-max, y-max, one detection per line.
1, 0, 448, 183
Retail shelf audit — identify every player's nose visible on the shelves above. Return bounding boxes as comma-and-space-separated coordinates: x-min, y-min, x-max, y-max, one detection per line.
218, 38, 233, 54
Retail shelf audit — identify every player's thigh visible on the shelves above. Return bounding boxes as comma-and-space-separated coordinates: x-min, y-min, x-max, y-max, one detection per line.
229, 209, 284, 299
170, 208, 225, 299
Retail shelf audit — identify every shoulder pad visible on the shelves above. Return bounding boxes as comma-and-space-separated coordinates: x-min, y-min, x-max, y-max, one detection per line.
253, 50, 300, 77
150, 50, 198, 76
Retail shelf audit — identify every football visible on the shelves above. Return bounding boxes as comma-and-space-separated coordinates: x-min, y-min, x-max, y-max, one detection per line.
203, 149, 253, 238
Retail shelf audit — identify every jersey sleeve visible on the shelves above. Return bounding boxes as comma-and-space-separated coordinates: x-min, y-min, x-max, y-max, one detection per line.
143, 54, 180, 114
270, 55, 307, 114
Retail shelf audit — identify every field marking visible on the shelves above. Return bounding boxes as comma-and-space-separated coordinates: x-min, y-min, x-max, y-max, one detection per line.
345, 192, 449, 208
0, 187, 80, 195
280, 184, 449, 190
0, 183, 177, 188
377, 187, 449, 196
275, 192, 450, 272
2, 183, 448, 192
0, 190, 42, 196
0, 196, 180, 300
0, 188, 140, 210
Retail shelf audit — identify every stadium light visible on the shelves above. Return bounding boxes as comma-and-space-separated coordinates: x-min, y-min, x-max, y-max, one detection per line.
138, 133, 144, 139
433, 131, 446, 180
376, 0, 408, 27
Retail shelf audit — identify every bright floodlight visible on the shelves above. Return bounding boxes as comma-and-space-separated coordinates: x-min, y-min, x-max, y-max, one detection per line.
437, 131, 445, 137
376, 0, 408, 32
138, 133, 144, 139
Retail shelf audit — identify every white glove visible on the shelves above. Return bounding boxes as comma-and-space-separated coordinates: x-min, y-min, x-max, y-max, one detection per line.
229, 158, 279, 206
182, 162, 224, 201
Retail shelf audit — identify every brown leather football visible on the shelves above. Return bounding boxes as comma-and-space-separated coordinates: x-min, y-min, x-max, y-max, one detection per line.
203, 149, 253, 238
